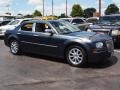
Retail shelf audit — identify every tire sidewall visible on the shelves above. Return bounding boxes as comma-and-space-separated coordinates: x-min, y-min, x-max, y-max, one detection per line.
10, 40, 20, 55
66, 45, 87, 67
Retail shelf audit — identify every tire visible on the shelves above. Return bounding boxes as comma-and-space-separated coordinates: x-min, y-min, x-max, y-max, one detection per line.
10, 39, 21, 55
66, 45, 87, 67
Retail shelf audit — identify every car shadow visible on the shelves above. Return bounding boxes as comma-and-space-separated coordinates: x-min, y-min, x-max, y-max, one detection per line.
22, 53, 118, 69
114, 45, 120, 49
23, 53, 67, 64
85, 56, 118, 69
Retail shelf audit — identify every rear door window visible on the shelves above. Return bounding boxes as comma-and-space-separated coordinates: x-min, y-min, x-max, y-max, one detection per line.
35, 23, 52, 33
21, 23, 33, 32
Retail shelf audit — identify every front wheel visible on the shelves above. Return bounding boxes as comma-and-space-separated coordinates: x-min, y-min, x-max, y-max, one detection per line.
66, 45, 87, 67
10, 40, 21, 55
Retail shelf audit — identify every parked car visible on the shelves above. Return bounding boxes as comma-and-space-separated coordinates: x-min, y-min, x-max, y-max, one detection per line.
60, 18, 89, 30
0, 20, 11, 26
4, 20, 114, 67
86, 17, 99, 25
87, 14, 120, 46
0, 18, 34, 36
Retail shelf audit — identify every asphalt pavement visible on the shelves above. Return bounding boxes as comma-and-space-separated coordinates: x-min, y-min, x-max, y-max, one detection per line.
0, 39, 120, 90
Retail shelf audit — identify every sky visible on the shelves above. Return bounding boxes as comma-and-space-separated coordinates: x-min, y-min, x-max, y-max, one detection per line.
0, 0, 119, 16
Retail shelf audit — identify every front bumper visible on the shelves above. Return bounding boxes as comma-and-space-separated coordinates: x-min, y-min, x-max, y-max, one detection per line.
87, 40, 114, 63
88, 50, 114, 63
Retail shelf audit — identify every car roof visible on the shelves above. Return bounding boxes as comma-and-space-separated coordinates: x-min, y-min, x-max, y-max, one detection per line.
60, 17, 85, 20
22, 20, 62, 24
14, 18, 35, 21
87, 17, 99, 20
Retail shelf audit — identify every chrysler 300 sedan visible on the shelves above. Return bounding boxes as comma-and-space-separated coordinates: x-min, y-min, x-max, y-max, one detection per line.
4, 20, 114, 67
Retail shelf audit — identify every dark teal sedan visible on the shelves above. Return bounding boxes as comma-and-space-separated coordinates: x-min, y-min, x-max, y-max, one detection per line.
4, 20, 114, 67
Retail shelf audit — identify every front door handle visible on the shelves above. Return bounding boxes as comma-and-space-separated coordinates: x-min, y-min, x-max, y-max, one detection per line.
17, 33, 21, 35
33, 34, 39, 37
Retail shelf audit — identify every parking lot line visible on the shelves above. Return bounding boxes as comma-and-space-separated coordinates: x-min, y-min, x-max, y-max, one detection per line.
114, 50, 120, 53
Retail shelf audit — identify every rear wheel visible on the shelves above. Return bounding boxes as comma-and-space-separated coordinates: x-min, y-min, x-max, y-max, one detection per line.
10, 40, 21, 55
66, 45, 87, 67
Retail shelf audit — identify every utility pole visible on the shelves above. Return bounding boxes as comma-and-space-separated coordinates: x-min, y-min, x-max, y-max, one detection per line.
66, 0, 67, 17
52, 0, 53, 16
43, 0, 44, 16
99, 0, 101, 17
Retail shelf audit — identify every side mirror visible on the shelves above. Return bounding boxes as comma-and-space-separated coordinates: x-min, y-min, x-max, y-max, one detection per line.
45, 29, 54, 36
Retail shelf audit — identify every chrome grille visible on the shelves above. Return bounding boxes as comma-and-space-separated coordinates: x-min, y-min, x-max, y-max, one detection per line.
92, 29, 110, 34
93, 30, 109, 34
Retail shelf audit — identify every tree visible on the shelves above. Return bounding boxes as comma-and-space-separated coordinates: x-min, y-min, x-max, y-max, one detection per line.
70, 4, 84, 17
33, 10, 42, 17
24, 14, 33, 18
105, 4, 119, 15
59, 13, 67, 18
84, 8, 96, 18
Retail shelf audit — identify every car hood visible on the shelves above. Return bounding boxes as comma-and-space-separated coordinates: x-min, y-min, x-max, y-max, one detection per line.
0, 25, 16, 30
66, 31, 111, 42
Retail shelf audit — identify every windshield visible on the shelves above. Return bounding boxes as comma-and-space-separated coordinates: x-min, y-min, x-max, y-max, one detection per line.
87, 18, 98, 23
8, 20, 20, 25
99, 16, 120, 25
61, 19, 71, 22
49, 21, 81, 34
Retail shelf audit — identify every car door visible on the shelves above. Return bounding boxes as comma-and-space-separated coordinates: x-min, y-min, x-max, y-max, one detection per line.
17, 22, 35, 52
31, 22, 58, 55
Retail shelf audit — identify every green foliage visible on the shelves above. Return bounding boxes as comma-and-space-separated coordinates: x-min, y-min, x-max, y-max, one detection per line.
84, 8, 96, 18
59, 13, 67, 18
24, 14, 33, 18
33, 10, 42, 17
70, 4, 84, 17
105, 4, 119, 15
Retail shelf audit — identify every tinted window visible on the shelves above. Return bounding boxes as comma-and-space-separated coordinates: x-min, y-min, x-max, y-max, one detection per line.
62, 19, 72, 22
72, 19, 84, 24
87, 19, 98, 23
21, 23, 33, 32
0, 21, 10, 26
99, 16, 120, 25
35, 23, 51, 32
100, 16, 120, 21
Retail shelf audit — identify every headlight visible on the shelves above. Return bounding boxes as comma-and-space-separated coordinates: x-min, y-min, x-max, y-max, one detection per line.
96, 42, 104, 48
112, 30, 120, 35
